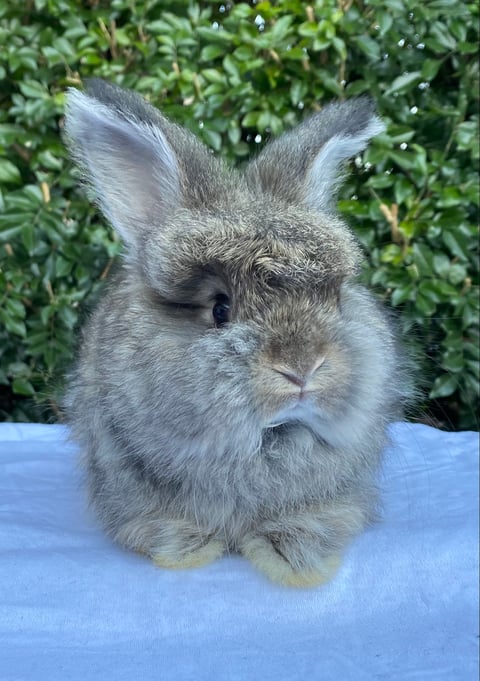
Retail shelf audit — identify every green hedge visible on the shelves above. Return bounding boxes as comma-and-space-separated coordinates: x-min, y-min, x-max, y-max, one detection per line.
0, 0, 478, 429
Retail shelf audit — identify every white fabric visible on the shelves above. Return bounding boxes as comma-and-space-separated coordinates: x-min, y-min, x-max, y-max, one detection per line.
0, 422, 478, 680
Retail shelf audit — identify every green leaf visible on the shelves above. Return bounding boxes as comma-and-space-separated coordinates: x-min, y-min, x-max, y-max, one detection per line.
433, 254, 451, 278
54, 256, 73, 278
385, 72, 422, 95
22, 223, 36, 253
455, 120, 478, 152
0, 311, 27, 337
442, 353, 465, 373
430, 374, 458, 399
442, 230, 469, 261
388, 150, 415, 171
290, 80, 307, 107
415, 293, 437, 316
12, 378, 36, 397
233, 45, 254, 61
421, 59, 442, 81
202, 69, 225, 84
18, 81, 50, 99
201, 128, 222, 151
376, 12, 393, 36
394, 177, 415, 204
5, 298, 26, 318
428, 22, 457, 52
270, 15, 294, 41
354, 35, 381, 60
196, 27, 234, 44
447, 263, 467, 285
200, 45, 226, 61
412, 243, 434, 276
242, 111, 259, 127
0, 160, 21, 184
391, 284, 414, 306
0, 124, 25, 144
418, 281, 442, 303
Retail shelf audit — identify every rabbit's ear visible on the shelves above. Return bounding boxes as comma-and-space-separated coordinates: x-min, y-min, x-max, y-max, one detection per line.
246, 97, 385, 212
64, 84, 181, 249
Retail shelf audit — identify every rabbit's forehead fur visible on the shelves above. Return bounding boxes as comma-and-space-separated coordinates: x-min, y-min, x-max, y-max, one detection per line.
144, 201, 362, 305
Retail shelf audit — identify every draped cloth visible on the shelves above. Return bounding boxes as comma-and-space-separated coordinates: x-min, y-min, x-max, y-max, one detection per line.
0, 422, 478, 680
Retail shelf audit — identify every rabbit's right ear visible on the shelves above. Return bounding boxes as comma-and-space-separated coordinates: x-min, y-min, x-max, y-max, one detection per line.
64, 84, 181, 251
245, 97, 385, 213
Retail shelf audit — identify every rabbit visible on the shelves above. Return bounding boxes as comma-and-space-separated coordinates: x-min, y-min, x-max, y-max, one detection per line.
64, 79, 409, 588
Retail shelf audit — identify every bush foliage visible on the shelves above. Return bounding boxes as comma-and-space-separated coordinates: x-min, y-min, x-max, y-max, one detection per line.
0, 0, 478, 429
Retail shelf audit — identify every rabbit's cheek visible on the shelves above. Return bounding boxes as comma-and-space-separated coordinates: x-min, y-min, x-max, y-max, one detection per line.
310, 357, 354, 406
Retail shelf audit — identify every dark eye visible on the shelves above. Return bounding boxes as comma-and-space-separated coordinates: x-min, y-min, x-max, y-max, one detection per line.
212, 294, 230, 327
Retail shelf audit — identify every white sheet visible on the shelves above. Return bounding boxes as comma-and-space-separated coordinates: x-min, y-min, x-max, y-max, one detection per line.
0, 422, 478, 681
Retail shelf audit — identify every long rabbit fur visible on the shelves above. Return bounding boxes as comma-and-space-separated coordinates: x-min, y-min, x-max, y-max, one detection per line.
64, 79, 409, 587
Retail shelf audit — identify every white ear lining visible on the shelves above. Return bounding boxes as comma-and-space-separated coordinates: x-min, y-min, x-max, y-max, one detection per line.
305, 116, 385, 211
65, 89, 181, 248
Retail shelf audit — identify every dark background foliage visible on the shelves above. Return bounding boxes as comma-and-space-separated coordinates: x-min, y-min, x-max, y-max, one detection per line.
0, 0, 478, 429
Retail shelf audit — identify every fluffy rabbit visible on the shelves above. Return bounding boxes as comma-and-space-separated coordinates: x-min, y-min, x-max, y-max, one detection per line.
65, 79, 408, 587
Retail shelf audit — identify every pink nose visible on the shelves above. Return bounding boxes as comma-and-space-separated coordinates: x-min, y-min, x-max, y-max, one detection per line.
276, 369, 307, 388
273, 357, 325, 389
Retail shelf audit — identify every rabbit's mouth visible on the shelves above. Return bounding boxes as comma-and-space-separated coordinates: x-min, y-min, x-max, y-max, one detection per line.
266, 394, 322, 430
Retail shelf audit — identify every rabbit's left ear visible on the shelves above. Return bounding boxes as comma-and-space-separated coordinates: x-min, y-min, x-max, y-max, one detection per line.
64, 83, 182, 250
245, 97, 385, 212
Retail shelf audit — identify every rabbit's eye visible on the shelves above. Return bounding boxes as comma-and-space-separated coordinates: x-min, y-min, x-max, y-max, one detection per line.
212, 295, 230, 327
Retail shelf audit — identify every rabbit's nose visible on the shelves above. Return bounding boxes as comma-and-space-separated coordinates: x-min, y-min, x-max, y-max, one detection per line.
273, 357, 326, 388
275, 369, 306, 388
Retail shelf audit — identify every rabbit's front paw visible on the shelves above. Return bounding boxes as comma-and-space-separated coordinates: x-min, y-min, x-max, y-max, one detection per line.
151, 537, 226, 570
116, 516, 226, 569
240, 533, 341, 588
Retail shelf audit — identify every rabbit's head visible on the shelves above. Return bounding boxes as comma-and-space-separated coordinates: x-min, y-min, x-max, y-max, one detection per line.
65, 81, 398, 450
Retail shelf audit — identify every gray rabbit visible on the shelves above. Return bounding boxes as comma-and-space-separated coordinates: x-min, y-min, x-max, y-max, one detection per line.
65, 80, 409, 587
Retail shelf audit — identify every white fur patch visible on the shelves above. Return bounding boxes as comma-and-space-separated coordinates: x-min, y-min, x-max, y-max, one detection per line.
267, 396, 325, 433
305, 116, 385, 210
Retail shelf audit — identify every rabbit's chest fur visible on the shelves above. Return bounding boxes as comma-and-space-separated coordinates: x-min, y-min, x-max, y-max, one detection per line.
82, 402, 380, 542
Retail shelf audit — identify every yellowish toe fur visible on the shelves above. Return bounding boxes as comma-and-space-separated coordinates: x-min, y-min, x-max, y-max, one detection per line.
151, 538, 225, 570
240, 534, 341, 588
